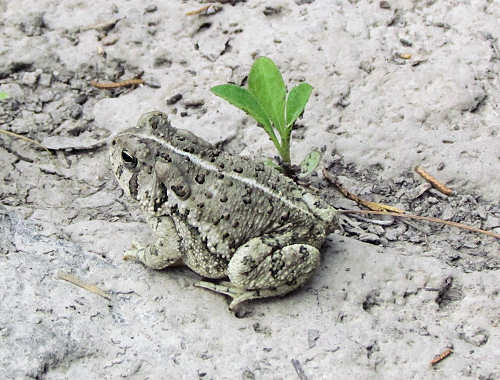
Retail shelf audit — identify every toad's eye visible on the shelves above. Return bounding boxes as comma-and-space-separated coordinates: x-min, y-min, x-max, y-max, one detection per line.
121, 150, 138, 169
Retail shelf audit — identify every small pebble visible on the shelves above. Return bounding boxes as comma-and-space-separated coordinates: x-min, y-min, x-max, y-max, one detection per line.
427, 197, 439, 205
144, 78, 161, 88
359, 233, 381, 244
380, 1, 391, 9
39, 89, 55, 103
407, 183, 432, 200
263, 6, 282, 16
102, 35, 119, 46
441, 206, 455, 221
400, 38, 413, 47
385, 228, 399, 241
308, 329, 320, 348
21, 71, 40, 87
484, 215, 500, 229
167, 93, 183, 105
74, 94, 88, 105
69, 104, 83, 119
38, 73, 52, 87
183, 99, 204, 108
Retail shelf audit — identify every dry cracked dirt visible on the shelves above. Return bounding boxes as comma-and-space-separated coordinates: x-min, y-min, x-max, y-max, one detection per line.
0, 0, 499, 379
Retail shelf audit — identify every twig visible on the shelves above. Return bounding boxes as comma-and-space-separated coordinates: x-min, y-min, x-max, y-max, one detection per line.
186, 5, 211, 15
415, 166, 453, 195
186, 4, 222, 16
323, 169, 500, 239
349, 214, 395, 226
430, 348, 453, 366
338, 210, 500, 239
323, 169, 404, 213
57, 272, 111, 300
0, 128, 51, 153
90, 79, 144, 89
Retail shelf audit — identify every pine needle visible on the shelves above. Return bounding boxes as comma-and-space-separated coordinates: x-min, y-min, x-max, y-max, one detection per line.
0, 128, 51, 153
57, 272, 111, 300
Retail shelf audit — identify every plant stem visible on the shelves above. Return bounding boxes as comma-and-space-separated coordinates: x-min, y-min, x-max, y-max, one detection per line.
279, 129, 292, 163
265, 126, 285, 158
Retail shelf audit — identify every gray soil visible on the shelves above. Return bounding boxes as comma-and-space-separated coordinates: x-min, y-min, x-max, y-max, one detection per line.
0, 1, 499, 379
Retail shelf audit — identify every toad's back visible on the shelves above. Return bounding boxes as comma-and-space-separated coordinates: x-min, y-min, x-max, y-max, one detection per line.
112, 112, 326, 261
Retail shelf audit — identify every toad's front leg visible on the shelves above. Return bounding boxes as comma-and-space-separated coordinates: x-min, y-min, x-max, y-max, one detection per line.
196, 234, 320, 310
124, 215, 183, 269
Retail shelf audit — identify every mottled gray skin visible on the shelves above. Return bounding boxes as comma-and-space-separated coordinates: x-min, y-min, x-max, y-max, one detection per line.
110, 111, 338, 310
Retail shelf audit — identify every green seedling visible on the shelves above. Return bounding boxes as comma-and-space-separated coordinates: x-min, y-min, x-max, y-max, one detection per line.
0, 92, 8, 100
211, 57, 313, 167
300, 150, 322, 177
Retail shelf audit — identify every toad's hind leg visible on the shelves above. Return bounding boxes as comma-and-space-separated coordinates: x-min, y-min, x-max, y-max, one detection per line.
196, 236, 320, 310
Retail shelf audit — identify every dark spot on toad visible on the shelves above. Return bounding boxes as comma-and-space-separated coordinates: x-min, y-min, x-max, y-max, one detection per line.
280, 211, 290, 221
171, 184, 190, 199
116, 164, 123, 177
195, 173, 205, 184
129, 172, 139, 198
153, 183, 168, 211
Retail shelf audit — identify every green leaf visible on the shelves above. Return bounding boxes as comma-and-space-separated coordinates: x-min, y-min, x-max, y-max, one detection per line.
285, 83, 312, 128
211, 84, 272, 131
300, 150, 321, 176
0, 92, 8, 100
248, 57, 286, 132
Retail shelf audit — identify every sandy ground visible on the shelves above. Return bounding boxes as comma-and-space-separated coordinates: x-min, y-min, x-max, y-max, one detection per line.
0, 0, 499, 379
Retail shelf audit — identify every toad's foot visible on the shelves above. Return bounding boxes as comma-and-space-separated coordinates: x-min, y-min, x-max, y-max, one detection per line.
195, 280, 301, 311
123, 240, 182, 269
